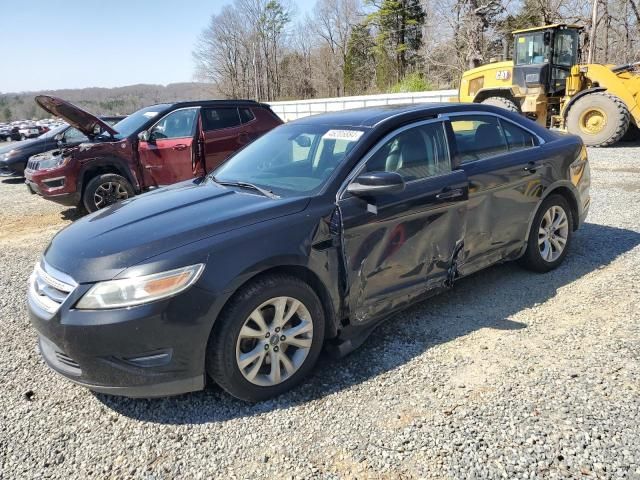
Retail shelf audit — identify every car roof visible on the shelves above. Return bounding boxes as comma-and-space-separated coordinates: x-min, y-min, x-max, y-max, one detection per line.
147, 99, 270, 110
287, 102, 554, 138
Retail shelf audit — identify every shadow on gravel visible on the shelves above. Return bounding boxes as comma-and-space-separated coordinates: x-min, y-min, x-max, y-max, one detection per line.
1, 177, 25, 185
606, 139, 640, 149
60, 208, 85, 221
97, 222, 640, 424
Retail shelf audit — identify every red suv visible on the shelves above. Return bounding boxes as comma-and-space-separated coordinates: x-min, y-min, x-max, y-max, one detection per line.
25, 96, 283, 212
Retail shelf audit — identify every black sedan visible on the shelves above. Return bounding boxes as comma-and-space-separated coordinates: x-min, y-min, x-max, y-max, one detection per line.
0, 116, 124, 177
28, 103, 590, 400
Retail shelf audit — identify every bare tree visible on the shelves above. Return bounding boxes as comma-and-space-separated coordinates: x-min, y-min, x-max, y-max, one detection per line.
311, 0, 363, 96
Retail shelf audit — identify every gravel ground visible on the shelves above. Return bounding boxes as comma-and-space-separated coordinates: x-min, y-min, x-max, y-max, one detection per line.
0, 144, 639, 479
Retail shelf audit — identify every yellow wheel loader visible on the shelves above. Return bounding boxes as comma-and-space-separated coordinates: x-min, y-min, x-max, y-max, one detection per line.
457, 24, 640, 146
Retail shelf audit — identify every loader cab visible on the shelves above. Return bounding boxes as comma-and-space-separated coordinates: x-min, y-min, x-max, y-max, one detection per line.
512, 24, 581, 96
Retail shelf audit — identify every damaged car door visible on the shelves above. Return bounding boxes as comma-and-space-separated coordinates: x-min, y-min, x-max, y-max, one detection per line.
338, 120, 468, 324
447, 113, 545, 275
138, 107, 201, 186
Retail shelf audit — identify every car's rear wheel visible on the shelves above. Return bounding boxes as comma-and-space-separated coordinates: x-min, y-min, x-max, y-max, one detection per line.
519, 194, 573, 272
83, 173, 134, 212
206, 274, 325, 402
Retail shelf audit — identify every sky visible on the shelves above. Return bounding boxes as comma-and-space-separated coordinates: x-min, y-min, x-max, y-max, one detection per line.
0, 0, 316, 94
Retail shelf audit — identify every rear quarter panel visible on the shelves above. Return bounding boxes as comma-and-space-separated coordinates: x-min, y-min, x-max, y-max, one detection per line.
524, 133, 588, 239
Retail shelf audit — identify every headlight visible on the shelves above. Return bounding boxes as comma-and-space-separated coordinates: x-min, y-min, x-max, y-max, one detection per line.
37, 153, 69, 170
75, 264, 205, 309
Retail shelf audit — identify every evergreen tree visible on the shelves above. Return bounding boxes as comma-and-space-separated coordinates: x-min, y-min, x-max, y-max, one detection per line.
343, 23, 376, 95
367, 0, 426, 87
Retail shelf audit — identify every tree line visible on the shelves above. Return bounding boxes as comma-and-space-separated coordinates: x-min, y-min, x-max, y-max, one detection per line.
193, 0, 640, 100
0, 83, 214, 122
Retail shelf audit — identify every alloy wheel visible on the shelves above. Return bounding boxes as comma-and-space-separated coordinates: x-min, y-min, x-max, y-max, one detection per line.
235, 296, 313, 387
538, 205, 569, 262
94, 181, 130, 209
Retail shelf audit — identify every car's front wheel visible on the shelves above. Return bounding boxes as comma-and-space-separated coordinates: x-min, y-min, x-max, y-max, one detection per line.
520, 194, 573, 272
207, 274, 325, 401
83, 173, 134, 212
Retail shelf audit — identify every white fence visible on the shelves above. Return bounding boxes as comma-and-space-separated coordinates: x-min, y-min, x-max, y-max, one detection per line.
268, 90, 457, 122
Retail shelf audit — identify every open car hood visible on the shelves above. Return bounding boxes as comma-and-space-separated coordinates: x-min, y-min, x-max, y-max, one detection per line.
35, 96, 118, 138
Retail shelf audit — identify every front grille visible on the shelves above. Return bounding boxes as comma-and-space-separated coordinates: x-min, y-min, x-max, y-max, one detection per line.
28, 261, 77, 317
26, 159, 40, 171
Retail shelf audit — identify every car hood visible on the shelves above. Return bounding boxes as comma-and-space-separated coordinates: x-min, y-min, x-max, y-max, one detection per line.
0, 139, 35, 154
35, 96, 118, 138
44, 179, 310, 283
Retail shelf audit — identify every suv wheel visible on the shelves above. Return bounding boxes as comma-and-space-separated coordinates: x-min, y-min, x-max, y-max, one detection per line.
519, 194, 573, 272
83, 173, 134, 212
206, 274, 325, 402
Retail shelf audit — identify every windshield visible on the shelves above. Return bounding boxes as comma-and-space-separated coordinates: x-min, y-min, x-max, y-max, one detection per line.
515, 33, 549, 65
38, 124, 68, 139
107, 104, 171, 139
212, 124, 366, 196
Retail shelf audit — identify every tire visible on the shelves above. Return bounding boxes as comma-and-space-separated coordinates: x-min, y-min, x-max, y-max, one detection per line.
481, 96, 520, 112
82, 173, 134, 212
519, 194, 574, 273
206, 274, 325, 402
566, 92, 630, 147
20, 134, 26, 141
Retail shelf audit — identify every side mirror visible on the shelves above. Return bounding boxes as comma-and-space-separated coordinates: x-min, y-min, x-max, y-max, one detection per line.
347, 171, 405, 197
54, 133, 64, 143
138, 130, 150, 142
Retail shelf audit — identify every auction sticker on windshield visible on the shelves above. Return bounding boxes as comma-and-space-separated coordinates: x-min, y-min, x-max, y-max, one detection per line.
322, 129, 364, 141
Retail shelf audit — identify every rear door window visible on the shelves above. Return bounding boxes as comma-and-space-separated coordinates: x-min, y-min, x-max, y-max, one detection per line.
450, 115, 508, 163
239, 108, 255, 124
202, 108, 241, 131
500, 120, 537, 151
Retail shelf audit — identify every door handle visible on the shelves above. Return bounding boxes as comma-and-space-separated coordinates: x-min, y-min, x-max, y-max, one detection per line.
523, 161, 538, 174
173, 144, 188, 151
436, 188, 465, 201
238, 132, 250, 144
144, 165, 162, 169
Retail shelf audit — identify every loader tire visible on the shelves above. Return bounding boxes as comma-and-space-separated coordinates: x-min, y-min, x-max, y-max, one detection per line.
566, 92, 630, 147
481, 96, 520, 113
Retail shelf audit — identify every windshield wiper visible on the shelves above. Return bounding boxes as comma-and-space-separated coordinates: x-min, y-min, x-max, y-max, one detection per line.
211, 177, 279, 199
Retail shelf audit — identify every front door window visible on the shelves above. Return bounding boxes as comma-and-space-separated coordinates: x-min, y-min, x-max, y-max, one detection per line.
149, 108, 198, 140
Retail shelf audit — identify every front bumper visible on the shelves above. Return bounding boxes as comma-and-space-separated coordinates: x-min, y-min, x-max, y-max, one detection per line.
38, 336, 203, 397
0, 161, 25, 177
24, 163, 80, 206
25, 169, 81, 206
28, 263, 216, 398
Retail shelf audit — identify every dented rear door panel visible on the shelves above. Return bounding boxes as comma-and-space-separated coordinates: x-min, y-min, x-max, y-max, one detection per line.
337, 170, 468, 325
457, 147, 548, 276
